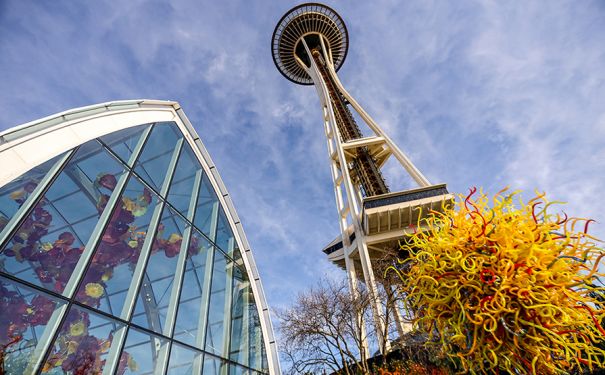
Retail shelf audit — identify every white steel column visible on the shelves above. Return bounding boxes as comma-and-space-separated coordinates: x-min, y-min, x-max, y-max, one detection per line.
320, 87, 369, 357
391, 298, 409, 339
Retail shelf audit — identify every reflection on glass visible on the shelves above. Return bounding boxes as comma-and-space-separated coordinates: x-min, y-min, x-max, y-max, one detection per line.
98, 124, 149, 166
76, 175, 157, 317
203, 354, 227, 375
230, 265, 249, 366
215, 207, 235, 254
205, 249, 229, 356
261, 342, 269, 372
131, 207, 186, 333
229, 363, 251, 375
0, 140, 125, 294
166, 342, 200, 375
41, 305, 124, 374
172, 229, 212, 347
167, 144, 201, 216
193, 175, 218, 240
248, 295, 264, 372
119, 327, 167, 374
0, 153, 64, 234
133, 123, 181, 192
0, 276, 64, 374
261, 336, 269, 374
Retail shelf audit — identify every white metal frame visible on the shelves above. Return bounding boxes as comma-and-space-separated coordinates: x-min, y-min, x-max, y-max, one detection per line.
0, 100, 281, 374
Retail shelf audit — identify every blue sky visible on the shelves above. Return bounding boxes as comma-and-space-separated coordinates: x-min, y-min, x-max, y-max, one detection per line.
1, 0, 604, 319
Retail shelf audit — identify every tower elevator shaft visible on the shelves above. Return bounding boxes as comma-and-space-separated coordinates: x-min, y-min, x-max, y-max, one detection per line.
311, 49, 389, 197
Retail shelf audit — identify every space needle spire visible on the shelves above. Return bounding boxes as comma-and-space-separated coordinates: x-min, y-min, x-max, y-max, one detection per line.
272, 3, 452, 354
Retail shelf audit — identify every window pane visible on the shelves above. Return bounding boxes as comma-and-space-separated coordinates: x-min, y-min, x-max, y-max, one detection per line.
98, 124, 150, 166
205, 249, 230, 356
193, 175, 218, 241
134, 123, 181, 192
0, 153, 64, 234
41, 305, 124, 374
166, 342, 201, 375
118, 327, 168, 375
215, 207, 235, 254
172, 229, 212, 347
261, 336, 268, 374
0, 276, 65, 374
230, 265, 249, 366
167, 144, 201, 216
131, 207, 185, 333
75, 174, 158, 317
203, 354, 227, 375
248, 295, 263, 371
0, 140, 126, 294
229, 364, 251, 375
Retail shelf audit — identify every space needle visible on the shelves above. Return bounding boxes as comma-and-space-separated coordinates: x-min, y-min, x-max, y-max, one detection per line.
272, 3, 452, 354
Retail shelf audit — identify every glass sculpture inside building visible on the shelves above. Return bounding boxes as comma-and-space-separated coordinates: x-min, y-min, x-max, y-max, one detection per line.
0, 103, 276, 374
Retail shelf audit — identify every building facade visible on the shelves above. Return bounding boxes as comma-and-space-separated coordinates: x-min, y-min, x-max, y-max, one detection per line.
0, 100, 280, 374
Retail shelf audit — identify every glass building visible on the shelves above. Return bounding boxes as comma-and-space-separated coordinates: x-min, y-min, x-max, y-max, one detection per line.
0, 100, 280, 374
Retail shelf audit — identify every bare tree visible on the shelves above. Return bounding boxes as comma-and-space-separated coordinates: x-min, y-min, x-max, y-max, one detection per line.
278, 277, 374, 375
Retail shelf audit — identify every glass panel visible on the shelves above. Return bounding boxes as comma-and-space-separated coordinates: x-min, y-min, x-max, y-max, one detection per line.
233, 247, 243, 263
248, 295, 263, 372
76, 175, 158, 317
229, 364, 251, 375
0, 153, 64, 234
41, 305, 124, 374
215, 207, 234, 254
131, 207, 186, 333
98, 124, 150, 166
205, 249, 230, 356
167, 144, 201, 216
261, 337, 268, 374
0, 276, 65, 374
172, 229, 212, 347
134, 123, 181, 192
166, 342, 201, 375
118, 327, 167, 375
203, 354, 227, 375
230, 265, 249, 366
0, 140, 126, 294
193, 175, 219, 241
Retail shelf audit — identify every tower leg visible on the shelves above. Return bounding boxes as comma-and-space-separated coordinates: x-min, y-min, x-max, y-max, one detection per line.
344, 252, 369, 362
387, 286, 409, 340
357, 241, 391, 354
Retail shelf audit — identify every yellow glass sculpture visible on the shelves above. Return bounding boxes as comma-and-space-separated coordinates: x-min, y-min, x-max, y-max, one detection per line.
391, 188, 605, 374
